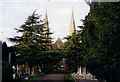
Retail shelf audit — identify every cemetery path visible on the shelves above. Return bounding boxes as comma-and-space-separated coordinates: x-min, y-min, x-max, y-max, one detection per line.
32, 74, 66, 82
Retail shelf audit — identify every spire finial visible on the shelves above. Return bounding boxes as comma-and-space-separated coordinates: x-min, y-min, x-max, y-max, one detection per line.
45, 8, 48, 20
72, 7, 74, 16
44, 8, 49, 30
69, 7, 76, 36
46, 8, 47, 14
72, 7, 73, 14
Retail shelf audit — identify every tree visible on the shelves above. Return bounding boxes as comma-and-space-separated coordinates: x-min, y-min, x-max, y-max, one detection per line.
82, 2, 120, 82
2, 61, 13, 81
8, 10, 52, 73
9, 10, 52, 56
64, 30, 84, 72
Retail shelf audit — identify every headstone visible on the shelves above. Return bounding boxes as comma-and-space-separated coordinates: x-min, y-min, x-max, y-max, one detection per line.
72, 66, 98, 80
19, 65, 22, 74
24, 77, 28, 80
77, 66, 79, 74
25, 62, 29, 74
83, 67, 86, 75
12, 66, 16, 73
16, 65, 19, 73
38, 67, 41, 73
8, 53, 11, 64
28, 67, 30, 74
31, 67, 35, 76
13, 73, 16, 79
79, 66, 82, 75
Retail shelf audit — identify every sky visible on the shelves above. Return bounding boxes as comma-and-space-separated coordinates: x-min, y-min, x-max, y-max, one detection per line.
0, 0, 90, 46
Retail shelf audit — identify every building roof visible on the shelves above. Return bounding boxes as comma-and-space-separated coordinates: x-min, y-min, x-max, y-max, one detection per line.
52, 38, 64, 50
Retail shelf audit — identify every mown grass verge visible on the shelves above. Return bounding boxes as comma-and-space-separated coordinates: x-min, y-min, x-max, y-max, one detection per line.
22, 73, 45, 82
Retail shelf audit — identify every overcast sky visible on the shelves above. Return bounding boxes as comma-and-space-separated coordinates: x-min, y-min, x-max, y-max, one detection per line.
0, 0, 90, 46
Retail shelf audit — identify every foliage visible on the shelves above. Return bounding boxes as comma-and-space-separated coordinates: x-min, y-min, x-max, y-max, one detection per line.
2, 61, 13, 81
65, 74, 75, 82
63, 31, 84, 72
16, 51, 63, 72
82, 2, 120, 82
9, 10, 52, 56
8, 10, 54, 73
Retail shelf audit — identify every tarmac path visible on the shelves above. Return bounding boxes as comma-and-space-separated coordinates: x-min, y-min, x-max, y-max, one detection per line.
32, 74, 66, 82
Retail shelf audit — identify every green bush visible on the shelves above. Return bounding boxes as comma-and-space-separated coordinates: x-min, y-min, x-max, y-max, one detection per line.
65, 74, 75, 82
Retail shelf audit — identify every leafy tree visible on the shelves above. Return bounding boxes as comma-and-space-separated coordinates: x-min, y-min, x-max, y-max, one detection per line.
82, 2, 120, 82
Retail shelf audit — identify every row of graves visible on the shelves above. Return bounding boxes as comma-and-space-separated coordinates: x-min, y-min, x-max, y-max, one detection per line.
12, 62, 42, 80
71, 66, 98, 81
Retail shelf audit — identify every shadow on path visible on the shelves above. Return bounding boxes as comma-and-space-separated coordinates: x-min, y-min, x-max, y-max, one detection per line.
76, 79, 99, 82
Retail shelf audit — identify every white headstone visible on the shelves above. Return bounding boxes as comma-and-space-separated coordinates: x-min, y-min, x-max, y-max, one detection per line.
12, 66, 16, 73
28, 68, 30, 74
16, 65, 19, 73
31, 68, 35, 76
79, 66, 82, 75
83, 67, 86, 75
13, 73, 16, 79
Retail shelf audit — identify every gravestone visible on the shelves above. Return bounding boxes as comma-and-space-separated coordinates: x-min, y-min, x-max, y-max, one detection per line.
83, 67, 87, 75
31, 67, 35, 76
8, 53, 11, 64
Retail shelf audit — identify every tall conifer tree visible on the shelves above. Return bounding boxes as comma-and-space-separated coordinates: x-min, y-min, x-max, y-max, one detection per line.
82, 2, 120, 82
9, 10, 52, 56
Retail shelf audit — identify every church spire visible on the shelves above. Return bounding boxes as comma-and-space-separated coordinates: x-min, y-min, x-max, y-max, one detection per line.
69, 8, 76, 36
43, 9, 52, 50
44, 9, 49, 32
